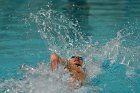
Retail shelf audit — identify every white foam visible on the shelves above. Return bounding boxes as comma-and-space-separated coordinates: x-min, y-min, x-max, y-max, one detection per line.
0, 63, 101, 93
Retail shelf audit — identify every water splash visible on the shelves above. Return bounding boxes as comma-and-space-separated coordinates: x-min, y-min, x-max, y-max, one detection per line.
29, 8, 92, 59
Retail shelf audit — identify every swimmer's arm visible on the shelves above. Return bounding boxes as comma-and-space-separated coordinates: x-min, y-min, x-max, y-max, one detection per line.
50, 53, 67, 67
50, 53, 64, 71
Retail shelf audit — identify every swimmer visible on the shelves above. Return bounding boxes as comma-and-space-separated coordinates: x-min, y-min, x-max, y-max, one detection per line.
50, 53, 86, 87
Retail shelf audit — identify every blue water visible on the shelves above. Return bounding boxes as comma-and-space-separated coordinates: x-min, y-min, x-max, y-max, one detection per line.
0, 0, 140, 93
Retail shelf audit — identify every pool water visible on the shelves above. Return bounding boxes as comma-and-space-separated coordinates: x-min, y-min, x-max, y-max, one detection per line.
0, 0, 140, 93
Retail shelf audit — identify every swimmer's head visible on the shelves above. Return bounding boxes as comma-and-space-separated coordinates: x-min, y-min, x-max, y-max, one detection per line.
69, 56, 83, 66
71, 56, 83, 61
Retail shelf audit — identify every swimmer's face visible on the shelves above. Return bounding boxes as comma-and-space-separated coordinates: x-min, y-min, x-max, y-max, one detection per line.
69, 56, 83, 66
